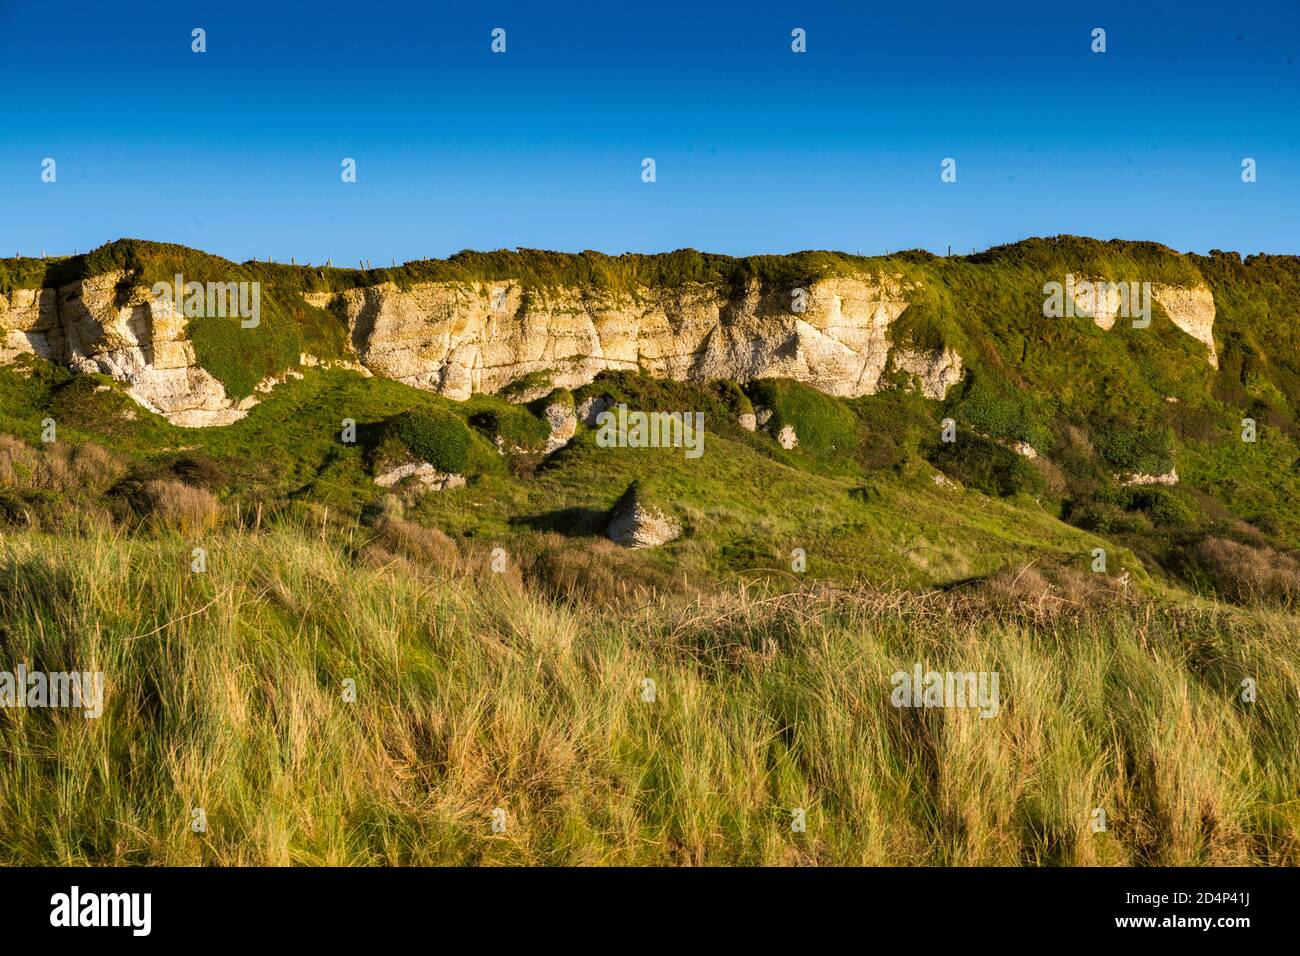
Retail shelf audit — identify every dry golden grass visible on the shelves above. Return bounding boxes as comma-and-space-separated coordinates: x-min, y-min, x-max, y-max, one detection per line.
141, 478, 221, 535
0, 516, 1295, 866
1191, 536, 1300, 608
0, 436, 125, 494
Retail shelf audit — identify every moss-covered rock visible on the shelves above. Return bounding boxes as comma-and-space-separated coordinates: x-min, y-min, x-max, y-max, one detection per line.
500, 370, 555, 404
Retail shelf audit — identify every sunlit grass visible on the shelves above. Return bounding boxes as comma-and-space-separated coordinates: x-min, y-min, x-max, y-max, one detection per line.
0, 517, 1294, 866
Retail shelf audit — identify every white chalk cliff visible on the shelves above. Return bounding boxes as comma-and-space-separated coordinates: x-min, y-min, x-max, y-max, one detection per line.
305, 275, 957, 403
1070, 279, 1218, 368
0, 272, 252, 426
1, 267, 1221, 427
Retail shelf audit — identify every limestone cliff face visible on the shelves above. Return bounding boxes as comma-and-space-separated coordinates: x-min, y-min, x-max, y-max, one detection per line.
1070, 278, 1218, 367
889, 346, 964, 399
1152, 284, 1218, 368
308, 274, 963, 401
1, 264, 1222, 427
0, 272, 251, 426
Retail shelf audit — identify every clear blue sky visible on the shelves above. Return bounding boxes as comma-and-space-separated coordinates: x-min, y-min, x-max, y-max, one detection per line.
1, 0, 1296, 263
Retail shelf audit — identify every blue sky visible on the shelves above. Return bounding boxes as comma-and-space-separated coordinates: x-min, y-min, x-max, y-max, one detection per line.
1, 0, 1296, 262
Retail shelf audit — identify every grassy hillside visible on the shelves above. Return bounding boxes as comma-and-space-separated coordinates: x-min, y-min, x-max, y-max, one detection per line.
2, 235, 1299, 865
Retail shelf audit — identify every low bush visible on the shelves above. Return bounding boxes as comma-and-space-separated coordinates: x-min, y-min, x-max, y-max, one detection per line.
1067, 499, 1151, 535
469, 405, 550, 452
954, 374, 1051, 449
363, 514, 460, 571
1121, 486, 1201, 528
0, 436, 125, 495
382, 410, 472, 474
1090, 414, 1175, 475
709, 378, 754, 418
928, 433, 1046, 498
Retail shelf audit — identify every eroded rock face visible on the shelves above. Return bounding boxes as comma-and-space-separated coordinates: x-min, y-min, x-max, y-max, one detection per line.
2, 266, 1221, 429
1152, 284, 1217, 368
0, 287, 52, 364
0, 273, 251, 426
890, 346, 964, 400
313, 275, 930, 401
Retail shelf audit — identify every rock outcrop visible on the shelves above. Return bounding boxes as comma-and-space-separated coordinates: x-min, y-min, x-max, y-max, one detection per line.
1121, 468, 1179, 487
542, 398, 577, 454
373, 461, 466, 491
0, 272, 252, 426
605, 481, 681, 549
310, 275, 931, 402
1152, 284, 1218, 368
576, 394, 613, 428
890, 346, 964, 400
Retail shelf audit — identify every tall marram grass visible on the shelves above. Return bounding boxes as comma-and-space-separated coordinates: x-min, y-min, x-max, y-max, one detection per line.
0, 517, 1297, 865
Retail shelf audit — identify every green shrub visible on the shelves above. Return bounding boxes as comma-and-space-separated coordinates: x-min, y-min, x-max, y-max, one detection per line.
1171, 402, 1228, 444
1067, 498, 1151, 535
848, 390, 931, 471
469, 405, 550, 451
955, 375, 1050, 448
709, 379, 754, 417
384, 410, 471, 474
0, 257, 54, 293
929, 433, 1046, 498
1091, 415, 1175, 475
1121, 486, 1201, 527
